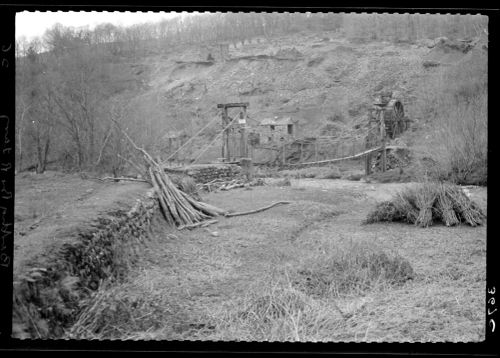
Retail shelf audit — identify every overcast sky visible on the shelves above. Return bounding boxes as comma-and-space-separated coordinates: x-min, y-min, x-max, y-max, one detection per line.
16, 11, 191, 41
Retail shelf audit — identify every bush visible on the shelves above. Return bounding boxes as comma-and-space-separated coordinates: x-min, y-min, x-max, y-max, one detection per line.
416, 47, 487, 185
366, 182, 485, 227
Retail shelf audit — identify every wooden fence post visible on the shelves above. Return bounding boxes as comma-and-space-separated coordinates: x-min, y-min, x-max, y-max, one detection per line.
241, 157, 253, 181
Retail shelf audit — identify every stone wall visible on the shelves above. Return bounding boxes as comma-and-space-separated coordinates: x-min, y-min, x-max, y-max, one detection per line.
12, 189, 159, 339
165, 163, 241, 184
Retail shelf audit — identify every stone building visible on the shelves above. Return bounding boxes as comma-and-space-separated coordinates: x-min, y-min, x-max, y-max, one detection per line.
257, 116, 299, 144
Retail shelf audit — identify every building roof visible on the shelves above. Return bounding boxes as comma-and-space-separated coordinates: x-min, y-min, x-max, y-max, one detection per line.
259, 116, 298, 126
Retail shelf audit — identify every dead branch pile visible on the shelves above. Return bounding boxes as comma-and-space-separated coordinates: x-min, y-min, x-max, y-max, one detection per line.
113, 124, 227, 228
366, 182, 485, 227
113, 122, 288, 229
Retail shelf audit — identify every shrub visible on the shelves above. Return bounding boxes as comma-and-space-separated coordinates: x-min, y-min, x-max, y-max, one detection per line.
416, 47, 487, 185
366, 182, 485, 227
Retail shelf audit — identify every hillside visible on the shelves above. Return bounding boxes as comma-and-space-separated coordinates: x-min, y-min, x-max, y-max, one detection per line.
108, 30, 485, 169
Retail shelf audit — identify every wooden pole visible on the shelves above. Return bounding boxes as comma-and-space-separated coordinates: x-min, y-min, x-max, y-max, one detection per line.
243, 106, 248, 157
225, 108, 230, 162
365, 138, 371, 176
282, 142, 286, 165
221, 108, 226, 161
381, 139, 387, 172
240, 126, 246, 159
241, 157, 253, 181
380, 109, 386, 172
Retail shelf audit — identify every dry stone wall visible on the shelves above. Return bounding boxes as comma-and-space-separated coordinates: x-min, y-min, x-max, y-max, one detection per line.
12, 189, 159, 339
165, 163, 241, 184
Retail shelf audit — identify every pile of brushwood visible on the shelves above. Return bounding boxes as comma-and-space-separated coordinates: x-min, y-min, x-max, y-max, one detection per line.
366, 182, 485, 227
114, 122, 289, 229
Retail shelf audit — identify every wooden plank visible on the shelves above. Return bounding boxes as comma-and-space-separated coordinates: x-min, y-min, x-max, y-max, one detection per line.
217, 102, 249, 108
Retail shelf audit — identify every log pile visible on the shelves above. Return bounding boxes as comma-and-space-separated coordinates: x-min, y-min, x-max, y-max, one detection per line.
113, 123, 227, 228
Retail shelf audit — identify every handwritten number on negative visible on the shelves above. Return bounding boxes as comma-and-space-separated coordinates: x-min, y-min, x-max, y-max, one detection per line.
0, 253, 9, 268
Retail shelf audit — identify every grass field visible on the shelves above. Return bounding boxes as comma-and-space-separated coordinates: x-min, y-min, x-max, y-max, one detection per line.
67, 180, 486, 342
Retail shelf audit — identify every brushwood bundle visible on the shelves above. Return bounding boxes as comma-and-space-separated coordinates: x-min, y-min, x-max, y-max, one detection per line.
366, 182, 485, 227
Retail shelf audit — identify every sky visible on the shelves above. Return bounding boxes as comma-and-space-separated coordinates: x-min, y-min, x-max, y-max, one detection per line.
16, 11, 192, 41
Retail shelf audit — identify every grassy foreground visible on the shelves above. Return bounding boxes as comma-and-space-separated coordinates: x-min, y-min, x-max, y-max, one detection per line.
66, 183, 486, 342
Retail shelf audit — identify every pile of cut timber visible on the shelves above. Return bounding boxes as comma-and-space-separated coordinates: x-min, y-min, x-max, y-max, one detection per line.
113, 121, 291, 230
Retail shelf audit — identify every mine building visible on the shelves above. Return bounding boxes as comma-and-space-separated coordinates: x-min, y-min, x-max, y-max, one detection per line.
257, 116, 299, 144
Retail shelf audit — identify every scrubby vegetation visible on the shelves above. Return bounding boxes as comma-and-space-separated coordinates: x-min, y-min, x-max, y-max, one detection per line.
413, 36, 487, 185
209, 242, 414, 341
366, 182, 485, 227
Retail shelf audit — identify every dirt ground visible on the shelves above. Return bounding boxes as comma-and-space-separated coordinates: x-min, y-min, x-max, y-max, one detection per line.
86, 179, 486, 342
14, 171, 150, 275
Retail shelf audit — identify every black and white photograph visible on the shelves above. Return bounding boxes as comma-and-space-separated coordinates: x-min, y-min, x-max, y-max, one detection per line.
9, 9, 488, 343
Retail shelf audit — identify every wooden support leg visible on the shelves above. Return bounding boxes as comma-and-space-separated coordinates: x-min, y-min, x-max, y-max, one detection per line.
381, 142, 387, 172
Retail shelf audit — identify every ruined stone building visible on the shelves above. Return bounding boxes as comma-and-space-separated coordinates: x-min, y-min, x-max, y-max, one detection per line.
256, 116, 300, 144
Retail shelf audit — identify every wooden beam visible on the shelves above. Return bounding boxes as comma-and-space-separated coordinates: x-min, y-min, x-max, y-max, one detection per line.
381, 140, 387, 172
217, 102, 249, 109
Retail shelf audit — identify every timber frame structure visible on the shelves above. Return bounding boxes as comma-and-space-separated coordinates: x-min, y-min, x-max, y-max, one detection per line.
364, 94, 411, 174
217, 102, 249, 162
